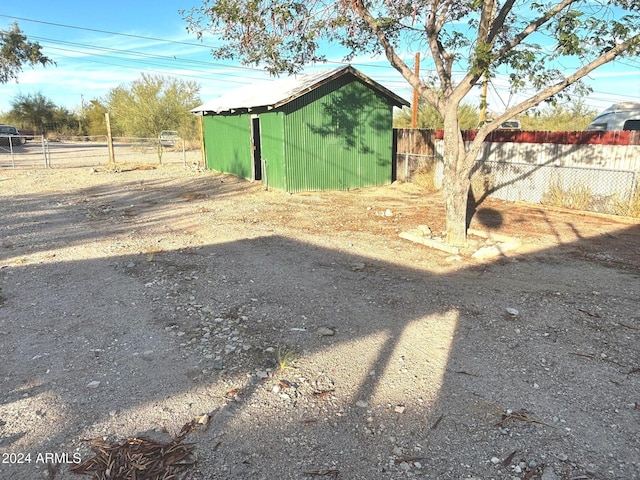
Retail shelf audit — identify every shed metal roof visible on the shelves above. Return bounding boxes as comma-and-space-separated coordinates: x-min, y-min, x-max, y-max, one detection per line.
191, 65, 409, 115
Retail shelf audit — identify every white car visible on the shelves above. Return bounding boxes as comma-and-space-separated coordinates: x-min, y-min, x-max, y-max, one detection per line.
159, 130, 179, 146
586, 102, 640, 131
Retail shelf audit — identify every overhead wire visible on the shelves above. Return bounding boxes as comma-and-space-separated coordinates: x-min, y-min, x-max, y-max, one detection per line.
0, 12, 636, 110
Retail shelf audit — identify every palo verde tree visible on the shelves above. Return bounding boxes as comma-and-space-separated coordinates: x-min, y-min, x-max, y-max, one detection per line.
81, 99, 109, 136
106, 73, 201, 138
184, 1, 640, 246
1, 22, 54, 84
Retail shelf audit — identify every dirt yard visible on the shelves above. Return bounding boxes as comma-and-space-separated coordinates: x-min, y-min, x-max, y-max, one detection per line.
1, 165, 638, 480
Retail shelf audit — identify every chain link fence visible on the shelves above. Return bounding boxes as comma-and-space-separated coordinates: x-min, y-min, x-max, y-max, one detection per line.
395, 152, 639, 216
0, 135, 202, 169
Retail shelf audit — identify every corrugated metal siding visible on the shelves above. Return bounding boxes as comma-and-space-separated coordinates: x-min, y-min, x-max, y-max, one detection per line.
281, 79, 393, 192
203, 114, 252, 179
258, 112, 287, 190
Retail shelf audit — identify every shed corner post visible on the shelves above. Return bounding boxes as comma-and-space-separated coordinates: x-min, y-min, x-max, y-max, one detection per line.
198, 115, 206, 169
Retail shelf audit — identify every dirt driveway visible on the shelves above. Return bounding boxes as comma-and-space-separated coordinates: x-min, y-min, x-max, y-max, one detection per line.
1, 165, 638, 480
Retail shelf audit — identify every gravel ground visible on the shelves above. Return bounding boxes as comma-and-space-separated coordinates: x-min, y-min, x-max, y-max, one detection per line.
0, 165, 638, 480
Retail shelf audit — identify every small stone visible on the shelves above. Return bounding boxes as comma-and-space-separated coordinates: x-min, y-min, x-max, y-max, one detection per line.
272, 385, 281, 393
490, 457, 501, 464
316, 327, 335, 336
506, 307, 519, 317
224, 344, 236, 354
212, 362, 224, 370
384, 208, 393, 217
394, 405, 406, 414
414, 462, 422, 469
86, 381, 101, 389
356, 400, 368, 408
416, 225, 432, 236
393, 446, 403, 456
399, 462, 410, 471
472, 245, 502, 259
541, 466, 560, 480
256, 370, 269, 379
350, 262, 366, 271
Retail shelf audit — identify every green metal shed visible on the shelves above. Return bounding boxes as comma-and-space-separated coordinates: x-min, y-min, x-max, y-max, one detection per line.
191, 66, 409, 192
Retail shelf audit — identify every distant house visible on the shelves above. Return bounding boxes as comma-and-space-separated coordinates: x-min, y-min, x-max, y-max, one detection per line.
191, 65, 409, 192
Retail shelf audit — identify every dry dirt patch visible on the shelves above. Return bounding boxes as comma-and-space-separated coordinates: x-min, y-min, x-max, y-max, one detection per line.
0, 165, 638, 480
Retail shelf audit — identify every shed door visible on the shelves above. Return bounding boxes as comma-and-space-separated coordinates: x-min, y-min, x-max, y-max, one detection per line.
251, 117, 262, 181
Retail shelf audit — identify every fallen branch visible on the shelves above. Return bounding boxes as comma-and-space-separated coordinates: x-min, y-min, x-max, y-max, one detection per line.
495, 408, 556, 429
304, 468, 340, 478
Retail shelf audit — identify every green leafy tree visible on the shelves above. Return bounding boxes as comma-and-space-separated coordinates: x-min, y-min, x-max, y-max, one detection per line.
183, 0, 640, 245
50, 106, 80, 135
0, 22, 54, 84
106, 74, 201, 138
9, 92, 56, 134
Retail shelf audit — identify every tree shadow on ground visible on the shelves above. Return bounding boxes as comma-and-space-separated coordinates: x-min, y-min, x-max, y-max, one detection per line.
0, 180, 638, 480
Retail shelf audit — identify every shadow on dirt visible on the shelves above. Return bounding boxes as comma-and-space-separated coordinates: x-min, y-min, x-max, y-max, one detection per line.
0, 172, 253, 256
0, 177, 638, 480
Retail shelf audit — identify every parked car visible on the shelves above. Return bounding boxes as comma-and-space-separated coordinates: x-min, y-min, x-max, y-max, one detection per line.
0, 125, 24, 146
498, 120, 521, 130
586, 102, 640, 131
20, 129, 35, 140
159, 130, 179, 147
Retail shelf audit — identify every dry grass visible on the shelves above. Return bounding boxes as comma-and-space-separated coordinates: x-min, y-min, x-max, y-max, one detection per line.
412, 161, 438, 191
612, 183, 640, 218
542, 179, 593, 211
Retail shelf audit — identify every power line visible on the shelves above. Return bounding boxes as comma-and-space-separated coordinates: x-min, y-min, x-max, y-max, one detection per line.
1, 13, 635, 110
0, 14, 215, 50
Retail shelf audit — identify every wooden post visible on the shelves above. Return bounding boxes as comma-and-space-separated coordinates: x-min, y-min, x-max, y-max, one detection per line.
411, 53, 420, 129
198, 115, 205, 168
105, 113, 116, 166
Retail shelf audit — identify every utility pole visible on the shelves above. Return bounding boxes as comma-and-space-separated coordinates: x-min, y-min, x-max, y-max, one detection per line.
411, 52, 420, 129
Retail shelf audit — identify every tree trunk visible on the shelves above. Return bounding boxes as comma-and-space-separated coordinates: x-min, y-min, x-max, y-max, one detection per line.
441, 110, 471, 247
442, 167, 471, 247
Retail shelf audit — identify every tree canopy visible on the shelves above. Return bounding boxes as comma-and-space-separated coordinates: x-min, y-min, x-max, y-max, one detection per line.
184, 0, 640, 245
9, 92, 57, 134
0, 22, 54, 84
106, 74, 201, 138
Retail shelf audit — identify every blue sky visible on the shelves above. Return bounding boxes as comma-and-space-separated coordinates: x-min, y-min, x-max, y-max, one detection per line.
1, 1, 638, 117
